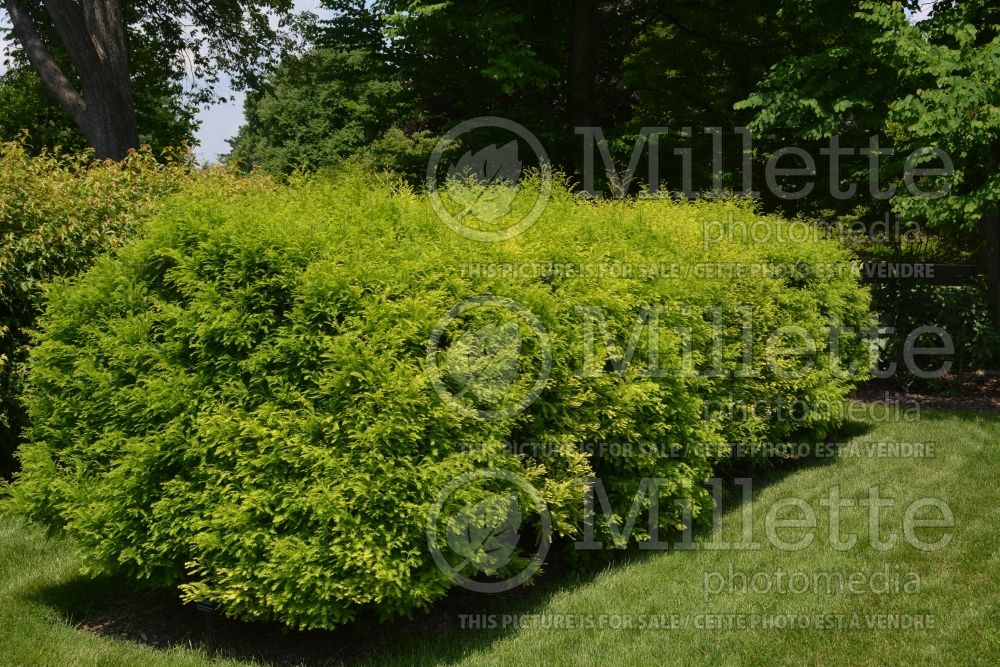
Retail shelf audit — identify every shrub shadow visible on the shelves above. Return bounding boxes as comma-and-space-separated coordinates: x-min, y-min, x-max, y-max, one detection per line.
25, 425, 863, 666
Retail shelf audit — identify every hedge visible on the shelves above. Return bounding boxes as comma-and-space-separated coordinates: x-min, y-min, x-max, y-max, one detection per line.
0, 143, 195, 475
9, 173, 872, 629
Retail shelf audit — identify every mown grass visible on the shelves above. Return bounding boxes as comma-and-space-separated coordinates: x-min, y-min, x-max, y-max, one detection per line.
0, 520, 218, 666
2, 408, 998, 666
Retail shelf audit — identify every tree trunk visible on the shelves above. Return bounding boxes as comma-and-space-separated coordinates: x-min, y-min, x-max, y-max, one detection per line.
980, 212, 1000, 332
4, 0, 138, 160
568, 0, 598, 130
77, 78, 140, 161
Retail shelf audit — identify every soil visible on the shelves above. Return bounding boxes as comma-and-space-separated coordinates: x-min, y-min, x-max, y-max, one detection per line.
75, 371, 999, 664
77, 575, 545, 666
854, 371, 1000, 414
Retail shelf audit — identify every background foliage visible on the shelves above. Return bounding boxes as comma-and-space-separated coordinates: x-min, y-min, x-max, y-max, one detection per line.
0, 142, 251, 475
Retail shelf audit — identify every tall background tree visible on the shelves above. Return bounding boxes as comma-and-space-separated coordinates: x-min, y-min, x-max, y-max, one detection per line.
1, 0, 300, 159
229, 0, 855, 189
741, 0, 1000, 333
0, 44, 197, 154
229, 0, 1000, 365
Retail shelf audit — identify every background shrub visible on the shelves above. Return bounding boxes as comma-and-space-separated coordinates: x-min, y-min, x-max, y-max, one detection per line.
833, 213, 1000, 376
0, 143, 198, 475
9, 174, 872, 629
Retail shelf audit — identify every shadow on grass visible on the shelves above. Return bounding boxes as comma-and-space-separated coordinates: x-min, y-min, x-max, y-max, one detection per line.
28, 570, 136, 625
24, 425, 863, 667
29, 563, 610, 666
714, 418, 873, 499
915, 406, 1000, 426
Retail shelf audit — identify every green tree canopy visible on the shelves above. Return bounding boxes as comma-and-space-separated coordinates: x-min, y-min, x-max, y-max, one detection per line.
232, 0, 850, 185
1, 0, 302, 158
739, 0, 1000, 325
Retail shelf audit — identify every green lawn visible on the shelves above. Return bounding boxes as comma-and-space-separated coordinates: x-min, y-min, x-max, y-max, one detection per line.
2, 409, 998, 666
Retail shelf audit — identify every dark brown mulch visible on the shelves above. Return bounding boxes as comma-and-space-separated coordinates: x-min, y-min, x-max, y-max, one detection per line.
76, 572, 553, 666
854, 372, 1000, 414
79, 588, 357, 666
73, 372, 999, 664
78, 588, 471, 666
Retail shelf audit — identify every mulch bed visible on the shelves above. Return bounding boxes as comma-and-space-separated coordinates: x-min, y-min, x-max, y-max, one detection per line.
854, 372, 1000, 414
74, 371, 999, 664
78, 587, 465, 666
79, 589, 351, 665
77, 575, 539, 666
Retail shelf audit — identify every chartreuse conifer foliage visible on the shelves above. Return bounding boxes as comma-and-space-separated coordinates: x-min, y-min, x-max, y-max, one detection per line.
10, 174, 871, 629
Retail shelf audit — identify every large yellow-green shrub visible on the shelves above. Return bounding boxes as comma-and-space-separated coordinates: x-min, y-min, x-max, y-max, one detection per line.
10, 173, 871, 628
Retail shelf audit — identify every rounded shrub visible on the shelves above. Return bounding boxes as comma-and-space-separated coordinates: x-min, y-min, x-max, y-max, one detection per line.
0, 142, 198, 474
10, 173, 871, 629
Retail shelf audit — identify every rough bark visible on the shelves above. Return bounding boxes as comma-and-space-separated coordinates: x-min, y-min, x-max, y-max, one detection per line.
4, 0, 138, 160
3, 0, 87, 124
568, 0, 598, 130
980, 212, 1000, 332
